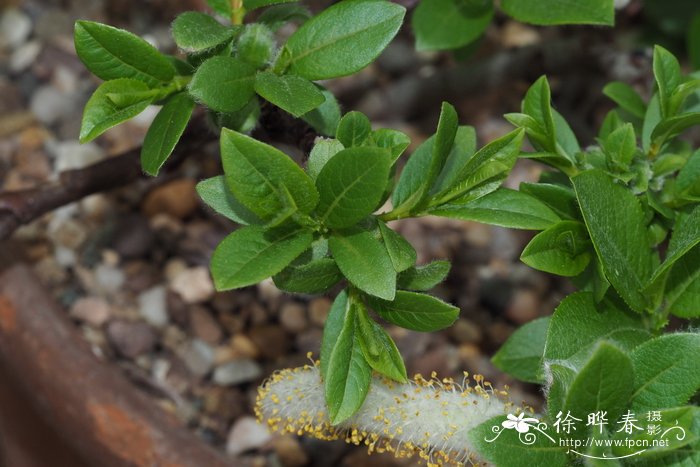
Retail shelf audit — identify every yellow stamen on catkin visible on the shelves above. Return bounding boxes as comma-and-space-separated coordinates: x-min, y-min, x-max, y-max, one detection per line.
255, 363, 509, 466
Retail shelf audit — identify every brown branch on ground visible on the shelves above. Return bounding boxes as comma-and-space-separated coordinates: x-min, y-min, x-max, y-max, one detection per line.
0, 114, 212, 241
0, 106, 320, 241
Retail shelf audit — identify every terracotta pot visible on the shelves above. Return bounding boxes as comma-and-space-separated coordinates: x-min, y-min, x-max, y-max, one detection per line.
0, 264, 233, 467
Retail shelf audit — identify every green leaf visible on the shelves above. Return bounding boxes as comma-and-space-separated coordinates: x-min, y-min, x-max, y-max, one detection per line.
371, 129, 411, 163
651, 206, 700, 283
412, 0, 493, 51
654, 45, 682, 118
601, 123, 637, 170
431, 188, 560, 230
307, 139, 345, 181
492, 317, 549, 384
254, 71, 324, 117
220, 129, 319, 221
196, 176, 261, 225
355, 301, 407, 382
329, 230, 396, 300
676, 149, 700, 199
666, 247, 700, 318
278, 0, 405, 80
553, 109, 580, 161
392, 104, 459, 212
500, 0, 614, 25
642, 94, 662, 153
544, 292, 642, 362
378, 221, 416, 272
321, 290, 348, 379
141, 93, 195, 176
302, 86, 341, 136
469, 415, 567, 467
424, 103, 459, 197
188, 56, 256, 112
522, 76, 556, 153
315, 147, 392, 229
368, 291, 458, 332
237, 24, 275, 68
651, 113, 700, 149
613, 406, 700, 461
603, 81, 647, 119
324, 299, 372, 424
546, 363, 576, 418
171, 12, 234, 53
79, 79, 154, 143
258, 4, 311, 29
206, 0, 232, 17
431, 129, 524, 206
74, 21, 175, 86
630, 333, 700, 411
336, 111, 372, 148
690, 13, 700, 70
273, 257, 343, 295
572, 170, 655, 312
563, 342, 634, 424
521, 221, 591, 277
396, 261, 451, 291
244, 0, 297, 10
431, 126, 478, 194
210, 225, 313, 290
520, 182, 579, 220
392, 135, 435, 212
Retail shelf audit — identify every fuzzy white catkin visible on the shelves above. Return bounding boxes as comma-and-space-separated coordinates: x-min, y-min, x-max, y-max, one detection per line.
256, 364, 509, 466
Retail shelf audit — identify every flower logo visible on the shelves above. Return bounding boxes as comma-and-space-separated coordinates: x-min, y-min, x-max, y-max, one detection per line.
502, 413, 540, 433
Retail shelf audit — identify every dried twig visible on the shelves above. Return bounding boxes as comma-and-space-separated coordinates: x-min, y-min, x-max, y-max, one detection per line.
0, 105, 319, 241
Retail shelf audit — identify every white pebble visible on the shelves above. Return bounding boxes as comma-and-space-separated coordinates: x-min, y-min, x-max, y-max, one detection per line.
138, 285, 169, 328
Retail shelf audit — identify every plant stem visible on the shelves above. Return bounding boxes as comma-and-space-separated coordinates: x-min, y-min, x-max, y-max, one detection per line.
231, 0, 245, 25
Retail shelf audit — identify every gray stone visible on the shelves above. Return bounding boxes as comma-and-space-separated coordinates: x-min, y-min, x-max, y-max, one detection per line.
50, 140, 105, 172
95, 263, 125, 294
279, 302, 307, 333
170, 267, 214, 304
10, 40, 41, 72
226, 416, 272, 456
30, 86, 76, 126
179, 338, 216, 377
107, 320, 157, 359
70, 296, 111, 327
0, 9, 32, 49
138, 285, 169, 328
213, 359, 262, 386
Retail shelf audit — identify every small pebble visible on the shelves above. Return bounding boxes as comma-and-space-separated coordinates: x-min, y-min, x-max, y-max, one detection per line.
170, 267, 214, 304
113, 215, 155, 259
29, 86, 76, 126
212, 359, 262, 386
271, 436, 309, 467
50, 140, 105, 172
308, 297, 331, 327
179, 338, 216, 377
279, 302, 307, 333
0, 8, 32, 49
189, 306, 223, 345
143, 179, 198, 219
449, 319, 482, 345
248, 325, 290, 360
138, 285, 169, 328
70, 296, 111, 327
10, 40, 41, 72
95, 263, 126, 294
106, 320, 157, 359
226, 416, 272, 456
505, 288, 541, 324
